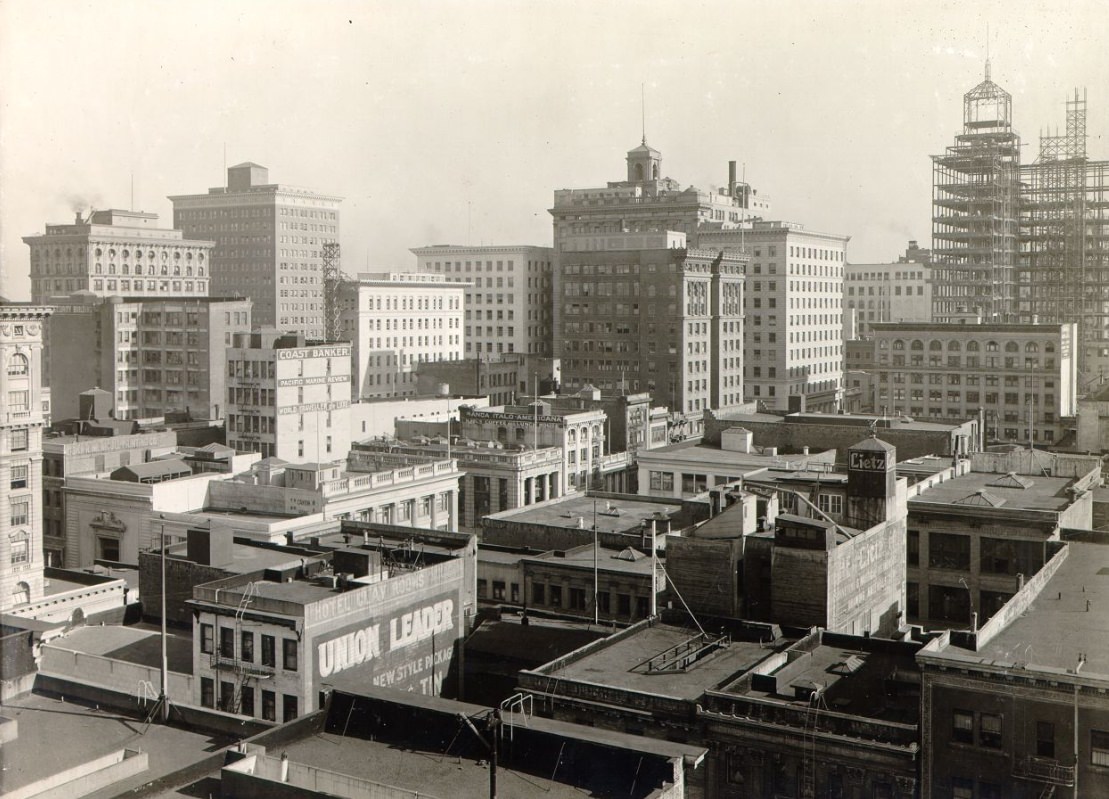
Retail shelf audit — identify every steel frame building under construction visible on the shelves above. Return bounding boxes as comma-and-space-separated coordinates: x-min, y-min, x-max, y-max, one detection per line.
932, 66, 1109, 387
1020, 89, 1109, 387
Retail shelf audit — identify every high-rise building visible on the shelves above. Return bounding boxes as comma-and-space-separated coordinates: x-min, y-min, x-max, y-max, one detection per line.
410, 244, 554, 358
1019, 90, 1109, 383
701, 221, 849, 413
930, 63, 1021, 324
555, 231, 746, 436
169, 163, 342, 338
23, 209, 214, 303
845, 242, 933, 336
46, 294, 252, 421
338, 272, 464, 400
225, 331, 351, 462
1, 302, 52, 612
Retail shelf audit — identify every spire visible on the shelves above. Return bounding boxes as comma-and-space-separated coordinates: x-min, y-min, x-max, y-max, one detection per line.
641, 82, 646, 145
984, 22, 991, 81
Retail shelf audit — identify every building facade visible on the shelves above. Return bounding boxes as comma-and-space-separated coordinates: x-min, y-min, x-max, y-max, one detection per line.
169, 162, 342, 338
700, 220, 849, 413
0, 303, 52, 612
338, 272, 464, 400
225, 331, 352, 462
43, 428, 177, 567
870, 320, 1077, 445
411, 244, 554, 358
188, 526, 476, 721
23, 209, 214, 303
555, 231, 746, 434
47, 293, 252, 421
845, 252, 932, 335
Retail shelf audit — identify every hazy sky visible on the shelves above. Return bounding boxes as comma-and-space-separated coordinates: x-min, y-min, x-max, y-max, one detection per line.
2, 0, 1107, 299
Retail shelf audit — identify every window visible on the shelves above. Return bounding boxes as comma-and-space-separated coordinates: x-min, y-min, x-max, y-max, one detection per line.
261, 634, 276, 667
549, 585, 562, 608
11, 428, 28, 451
618, 593, 631, 616
953, 710, 974, 743
907, 530, 920, 566
1037, 721, 1055, 758
951, 777, 974, 799
7, 353, 28, 376
10, 499, 29, 526
569, 587, 586, 610
282, 638, 298, 671
241, 631, 254, 663
1092, 729, 1109, 766
980, 713, 1002, 748
219, 626, 235, 658
283, 694, 298, 722
241, 685, 255, 717
200, 677, 214, 708
10, 533, 28, 565
817, 493, 843, 515
262, 690, 276, 721
492, 581, 506, 600
532, 583, 545, 605
929, 533, 970, 570
649, 471, 674, 492
220, 680, 234, 712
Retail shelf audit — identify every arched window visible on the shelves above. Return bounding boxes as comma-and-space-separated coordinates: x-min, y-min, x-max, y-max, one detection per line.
929, 340, 943, 351
10, 581, 30, 606
1005, 341, 1019, 353
892, 339, 905, 350
635, 163, 644, 180
1045, 343, 1056, 353
515, 427, 526, 442
966, 341, 980, 352
910, 340, 924, 351
580, 427, 589, 441
1025, 342, 1039, 353
496, 426, 508, 444
948, 340, 961, 351
7, 353, 28, 376
986, 341, 999, 352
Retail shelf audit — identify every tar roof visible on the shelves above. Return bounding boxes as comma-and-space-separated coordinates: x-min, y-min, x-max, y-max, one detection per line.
970, 541, 1109, 675
489, 495, 681, 535
724, 642, 920, 723
522, 543, 658, 575
908, 470, 1078, 513
543, 622, 786, 700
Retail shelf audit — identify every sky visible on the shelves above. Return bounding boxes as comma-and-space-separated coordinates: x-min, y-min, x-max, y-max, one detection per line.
1, 0, 1107, 299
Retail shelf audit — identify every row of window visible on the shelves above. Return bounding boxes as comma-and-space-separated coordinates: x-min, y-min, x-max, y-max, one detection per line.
199, 677, 297, 721
200, 624, 297, 670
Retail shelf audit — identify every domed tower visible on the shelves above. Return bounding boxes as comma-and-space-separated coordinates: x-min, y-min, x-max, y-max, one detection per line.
626, 138, 661, 183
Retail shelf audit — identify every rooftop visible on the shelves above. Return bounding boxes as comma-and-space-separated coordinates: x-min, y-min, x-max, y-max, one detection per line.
971, 540, 1109, 675
47, 624, 193, 673
0, 693, 234, 798
487, 494, 682, 536
543, 621, 789, 700
909, 469, 1080, 514
522, 543, 659, 576
724, 638, 920, 724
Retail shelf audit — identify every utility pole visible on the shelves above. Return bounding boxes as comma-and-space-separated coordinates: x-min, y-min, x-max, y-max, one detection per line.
593, 500, 599, 625
160, 515, 169, 722
650, 518, 658, 617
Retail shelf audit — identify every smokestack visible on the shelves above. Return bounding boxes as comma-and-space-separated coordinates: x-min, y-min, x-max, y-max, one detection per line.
728, 160, 737, 188
75, 212, 83, 224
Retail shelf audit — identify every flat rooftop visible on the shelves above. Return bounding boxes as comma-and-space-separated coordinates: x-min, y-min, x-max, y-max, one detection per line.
49, 624, 193, 674
170, 542, 317, 575
639, 439, 826, 470
523, 543, 658, 576
972, 541, 1109, 674
726, 642, 920, 723
0, 693, 235, 798
192, 508, 298, 523
545, 622, 788, 700
490, 495, 682, 536
909, 469, 1078, 513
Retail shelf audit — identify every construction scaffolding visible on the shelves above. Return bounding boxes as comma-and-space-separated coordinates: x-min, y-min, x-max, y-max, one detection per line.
1020, 89, 1109, 385
321, 240, 345, 342
931, 64, 1022, 323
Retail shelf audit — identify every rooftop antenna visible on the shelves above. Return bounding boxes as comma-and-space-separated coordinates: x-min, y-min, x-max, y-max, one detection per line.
985, 23, 991, 81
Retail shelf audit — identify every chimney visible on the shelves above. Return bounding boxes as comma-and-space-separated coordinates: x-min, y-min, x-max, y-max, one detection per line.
75, 211, 83, 224
728, 160, 737, 187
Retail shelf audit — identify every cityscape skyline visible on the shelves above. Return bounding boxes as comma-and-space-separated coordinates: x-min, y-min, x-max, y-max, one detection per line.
2, 0, 1108, 301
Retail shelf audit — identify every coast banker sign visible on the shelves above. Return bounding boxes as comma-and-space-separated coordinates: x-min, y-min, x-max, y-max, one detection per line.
277, 346, 351, 360
315, 593, 457, 694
